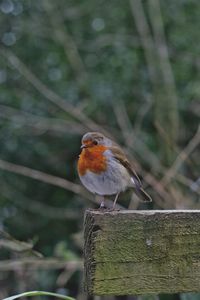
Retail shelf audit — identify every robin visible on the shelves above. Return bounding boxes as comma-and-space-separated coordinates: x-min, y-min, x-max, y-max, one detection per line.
77, 132, 152, 209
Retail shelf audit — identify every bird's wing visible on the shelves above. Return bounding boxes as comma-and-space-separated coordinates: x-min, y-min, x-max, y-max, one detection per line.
109, 146, 152, 202
108, 146, 142, 187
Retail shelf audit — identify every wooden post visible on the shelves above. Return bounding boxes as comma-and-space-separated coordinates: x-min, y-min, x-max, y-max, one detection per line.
84, 209, 200, 295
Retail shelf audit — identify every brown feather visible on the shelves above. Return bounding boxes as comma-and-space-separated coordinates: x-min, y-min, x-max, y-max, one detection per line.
109, 146, 152, 202
108, 146, 142, 187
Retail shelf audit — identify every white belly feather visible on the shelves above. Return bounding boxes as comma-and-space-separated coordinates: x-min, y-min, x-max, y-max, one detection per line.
79, 149, 131, 195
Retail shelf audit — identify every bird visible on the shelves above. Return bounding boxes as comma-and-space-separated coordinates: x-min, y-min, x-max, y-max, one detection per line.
77, 132, 152, 209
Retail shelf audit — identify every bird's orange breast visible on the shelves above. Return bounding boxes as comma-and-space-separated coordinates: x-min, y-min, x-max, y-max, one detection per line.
78, 145, 107, 176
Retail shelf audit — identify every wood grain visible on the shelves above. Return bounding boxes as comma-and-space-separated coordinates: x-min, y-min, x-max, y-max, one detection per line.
84, 210, 200, 295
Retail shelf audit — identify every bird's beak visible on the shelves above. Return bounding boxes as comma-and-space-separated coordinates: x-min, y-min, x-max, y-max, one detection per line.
81, 143, 92, 149
81, 144, 90, 149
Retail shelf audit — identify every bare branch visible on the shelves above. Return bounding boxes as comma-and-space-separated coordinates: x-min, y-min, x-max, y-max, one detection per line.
43, 1, 88, 89
161, 126, 200, 186
0, 159, 83, 194
0, 104, 85, 135
0, 48, 107, 135
130, 0, 179, 164
0, 230, 41, 257
133, 95, 152, 136
0, 159, 122, 209
0, 258, 82, 271
112, 100, 176, 206
81, 34, 140, 51
1, 182, 80, 220
148, 0, 179, 141
113, 100, 160, 168
130, 0, 158, 86
143, 172, 174, 208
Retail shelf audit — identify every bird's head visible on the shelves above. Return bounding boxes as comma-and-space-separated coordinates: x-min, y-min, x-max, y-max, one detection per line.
80, 132, 112, 149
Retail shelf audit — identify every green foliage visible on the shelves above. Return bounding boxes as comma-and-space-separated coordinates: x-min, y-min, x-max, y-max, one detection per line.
0, 0, 199, 298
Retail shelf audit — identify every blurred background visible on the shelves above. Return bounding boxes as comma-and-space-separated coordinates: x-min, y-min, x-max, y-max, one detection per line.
0, 0, 200, 299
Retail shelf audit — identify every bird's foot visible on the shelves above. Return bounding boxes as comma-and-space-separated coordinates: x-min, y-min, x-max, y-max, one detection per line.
99, 201, 106, 210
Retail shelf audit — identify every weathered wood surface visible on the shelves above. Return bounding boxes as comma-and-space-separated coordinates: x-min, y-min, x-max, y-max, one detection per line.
84, 209, 200, 295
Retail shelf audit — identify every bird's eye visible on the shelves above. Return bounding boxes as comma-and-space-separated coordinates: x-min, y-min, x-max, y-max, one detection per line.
93, 140, 98, 145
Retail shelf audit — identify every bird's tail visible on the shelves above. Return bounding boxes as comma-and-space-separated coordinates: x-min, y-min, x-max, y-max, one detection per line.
131, 177, 152, 202
135, 186, 152, 202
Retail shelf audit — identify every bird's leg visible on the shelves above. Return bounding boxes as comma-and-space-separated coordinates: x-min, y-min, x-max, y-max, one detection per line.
112, 193, 120, 209
99, 196, 105, 209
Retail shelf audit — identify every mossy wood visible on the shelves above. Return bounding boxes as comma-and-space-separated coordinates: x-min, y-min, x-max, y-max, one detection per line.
84, 210, 200, 295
